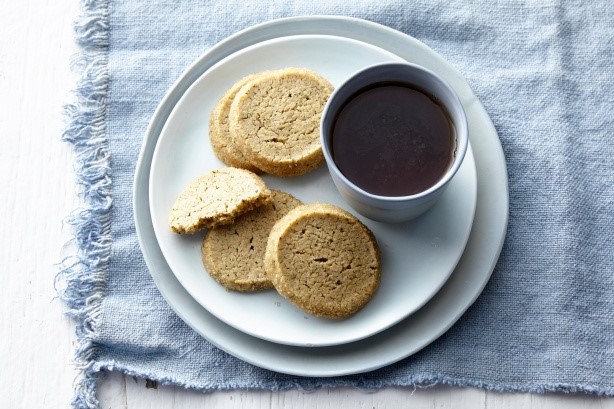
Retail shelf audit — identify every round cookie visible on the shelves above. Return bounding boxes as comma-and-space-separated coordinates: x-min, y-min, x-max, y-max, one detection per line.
229, 68, 334, 177
264, 203, 381, 319
201, 190, 302, 292
209, 73, 264, 172
168, 167, 271, 234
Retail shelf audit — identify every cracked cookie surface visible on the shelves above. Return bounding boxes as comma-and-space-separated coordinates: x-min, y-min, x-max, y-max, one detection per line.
264, 203, 380, 319
209, 73, 266, 172
229, 68, 333, 177
201, 190, 302, 292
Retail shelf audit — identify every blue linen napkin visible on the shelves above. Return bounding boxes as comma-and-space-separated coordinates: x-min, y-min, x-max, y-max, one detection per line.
59, 1, 614, 408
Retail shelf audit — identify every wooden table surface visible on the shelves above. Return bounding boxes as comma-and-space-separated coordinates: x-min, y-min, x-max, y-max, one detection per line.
1, 1, 612, 408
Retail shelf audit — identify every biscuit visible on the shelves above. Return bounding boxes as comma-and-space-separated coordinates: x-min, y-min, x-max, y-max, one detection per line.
168, 167, 271, 234
264, 203, 380, 319
209, 74, 264, 172
229, 68, 333, 177
201, 190, 302, 292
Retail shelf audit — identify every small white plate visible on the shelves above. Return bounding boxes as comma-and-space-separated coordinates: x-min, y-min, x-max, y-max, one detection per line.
149, 35, 477, 347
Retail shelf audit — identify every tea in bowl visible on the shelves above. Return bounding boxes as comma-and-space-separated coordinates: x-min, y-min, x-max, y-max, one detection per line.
320, 62, 468, 223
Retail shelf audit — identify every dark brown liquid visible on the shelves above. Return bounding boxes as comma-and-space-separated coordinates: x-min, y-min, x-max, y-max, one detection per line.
331, 83, 455, 196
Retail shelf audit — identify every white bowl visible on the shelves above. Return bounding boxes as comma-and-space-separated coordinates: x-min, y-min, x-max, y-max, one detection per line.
320, 62, 469, 222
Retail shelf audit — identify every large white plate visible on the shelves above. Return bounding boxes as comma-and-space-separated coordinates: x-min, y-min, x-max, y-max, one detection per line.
134, 16, 508, 376
149, 35, 477, 347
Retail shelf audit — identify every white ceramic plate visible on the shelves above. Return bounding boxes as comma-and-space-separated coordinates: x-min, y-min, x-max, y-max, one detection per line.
149, 35, 477, 347
134, 16, 508, 376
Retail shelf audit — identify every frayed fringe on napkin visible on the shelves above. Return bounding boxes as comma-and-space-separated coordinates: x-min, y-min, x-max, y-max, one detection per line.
57, 0, 110, 408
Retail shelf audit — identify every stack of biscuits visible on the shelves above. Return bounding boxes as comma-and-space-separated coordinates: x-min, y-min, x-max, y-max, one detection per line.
209, 67, 334, 177
167, 68, 381, 319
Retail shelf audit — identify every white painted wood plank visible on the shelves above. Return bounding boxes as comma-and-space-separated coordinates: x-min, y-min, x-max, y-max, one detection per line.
0, 1, 82, 408
485, 391, 614, 409
98, 372, 128, 409
123, 382, 484, 409
120, 377, 614, 409
431, 386, 486, 408
528, 393, 614, 409
124, 378, 273, 409
486, 391, 532, 409
126, 382, 478, 409
269, 386, 483, 409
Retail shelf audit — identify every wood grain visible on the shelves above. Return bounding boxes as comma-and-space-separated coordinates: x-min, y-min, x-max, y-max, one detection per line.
0, 1, 611, 408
